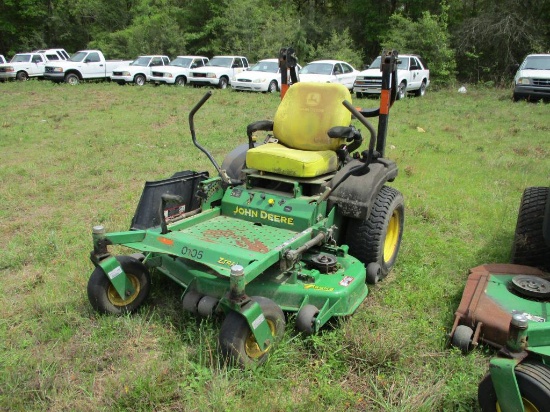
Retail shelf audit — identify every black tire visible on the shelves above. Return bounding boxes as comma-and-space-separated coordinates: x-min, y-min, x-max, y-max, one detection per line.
219, 296, 285, 367
16, 71, 29, 81
221, 143, 255, 182
414, 80, 427, 97
478, 361, 550, 411
218, 77, 228, 89
511, 187, 550, 271
267, 80, 278, 93
396, 82, 406, 100
175, 76, 186, 87
346, 186, 404, 278
451, 325, 474, 353
182, 289, 203, 314
296, 304, 319, 335
87, 256, 151, 314
366, 262, 382, 284
65, 73, 80, 85
134, 74, 146, 86
355, 91, 364, 98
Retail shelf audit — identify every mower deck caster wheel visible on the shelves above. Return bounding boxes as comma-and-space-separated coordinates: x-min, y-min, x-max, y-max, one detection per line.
366, 262, 382, 284
296, 304, 319, 335
197, 295, 219, 317
182, 290, 203, 314
452, 325, 474, 353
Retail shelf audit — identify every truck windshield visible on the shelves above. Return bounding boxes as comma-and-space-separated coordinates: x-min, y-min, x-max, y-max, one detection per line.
131, 57, 152, 66
368, 56, 410, 70
170, 58, 192, 67
11, 54, 31, 63
250, 61, 279, 73
206, 57, 233, 68
522, 56, 550, 70
69, 52, 88, 62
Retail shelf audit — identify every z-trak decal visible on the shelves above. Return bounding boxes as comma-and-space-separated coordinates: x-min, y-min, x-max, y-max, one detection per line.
232, 206, 294, 225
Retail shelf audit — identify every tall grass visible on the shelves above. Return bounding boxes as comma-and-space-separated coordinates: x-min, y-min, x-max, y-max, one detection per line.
0, 80, 548, 411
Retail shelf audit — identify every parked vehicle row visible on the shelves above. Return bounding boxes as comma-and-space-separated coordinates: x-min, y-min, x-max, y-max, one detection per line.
0, 48, 70, 81
1, 48, 436, 100
513, 54, 550, 101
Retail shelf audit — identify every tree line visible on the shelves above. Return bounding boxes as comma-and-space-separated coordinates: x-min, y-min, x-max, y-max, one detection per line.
1, 0, 549, 85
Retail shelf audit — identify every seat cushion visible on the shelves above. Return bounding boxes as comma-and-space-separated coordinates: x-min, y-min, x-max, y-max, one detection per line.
246, 143, 338, 178
273, 82, 352, 151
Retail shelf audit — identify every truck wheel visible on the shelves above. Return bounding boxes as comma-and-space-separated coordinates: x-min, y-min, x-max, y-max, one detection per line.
134, 74, 146, 86
511, 187, 550, 271
87, 255, 151, 314
65, 73, 80, 85
355, 92, 364, 98
346, 186, 404, 279
16, 71, 29, 81
396, 82, 406, 100
219, 297, 285, 368
175, 76, 186, 87
478, 362, 550, 412
414, 80, 427, 97
218, 77, 228, 89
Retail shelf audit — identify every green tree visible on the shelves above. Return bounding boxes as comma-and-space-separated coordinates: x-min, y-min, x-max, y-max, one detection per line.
381, 5, 456, 85
311, 29, 364, 69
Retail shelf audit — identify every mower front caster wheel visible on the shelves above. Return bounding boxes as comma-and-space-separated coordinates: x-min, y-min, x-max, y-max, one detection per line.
219, 297, 285, 367
87, 255, 151, 314
478, 362, 550, 411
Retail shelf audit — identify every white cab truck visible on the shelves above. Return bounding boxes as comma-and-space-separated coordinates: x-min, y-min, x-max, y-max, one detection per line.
513, 54, 550, 101
0, 52, 51, 81
189, 56, 249, 89
149, 56, 209, 86
44, 50, 132, 85
111, 55, 171, 86
354, 54, 430, 99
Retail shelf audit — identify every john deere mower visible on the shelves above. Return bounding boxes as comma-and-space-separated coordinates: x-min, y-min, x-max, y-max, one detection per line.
449, 187, 550, 411
87, 50, 404, 367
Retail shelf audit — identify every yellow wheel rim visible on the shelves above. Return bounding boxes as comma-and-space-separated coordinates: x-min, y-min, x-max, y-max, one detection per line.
383, 210, 401, 264
107, 274, 141, 307
244, 319, 276, 359
497, 397, 539, 412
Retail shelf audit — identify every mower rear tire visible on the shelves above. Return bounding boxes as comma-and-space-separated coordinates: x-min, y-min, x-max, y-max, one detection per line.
219, 296, 285, 367
87, 255, 151, 314
478, 361, 550, 412
346, 186, 404, 279
451, 325, 474, 353
296, 304, 319, 335
511, 187, 550, 271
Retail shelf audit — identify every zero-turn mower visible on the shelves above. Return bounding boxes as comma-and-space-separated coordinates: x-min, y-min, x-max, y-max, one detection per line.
87, 49, 405, 367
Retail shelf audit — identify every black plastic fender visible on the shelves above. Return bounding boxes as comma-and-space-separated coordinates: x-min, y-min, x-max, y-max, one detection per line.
327, 158, 398, 220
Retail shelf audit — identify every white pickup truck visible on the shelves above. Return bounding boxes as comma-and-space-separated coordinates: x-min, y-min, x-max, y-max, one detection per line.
354, 54, 430, 99
513, 54, 550, 101
149, 56, 209, 86
44, 50, 132, 85
189, 56, 249, 89
0, 52, 51, 81
111, 55, 171, 86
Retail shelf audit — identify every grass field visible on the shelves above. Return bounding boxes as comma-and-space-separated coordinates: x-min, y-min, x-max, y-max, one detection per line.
0, 80, 548, 411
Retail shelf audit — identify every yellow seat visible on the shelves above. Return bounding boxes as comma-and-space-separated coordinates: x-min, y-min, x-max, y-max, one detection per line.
246, 82, 352, 178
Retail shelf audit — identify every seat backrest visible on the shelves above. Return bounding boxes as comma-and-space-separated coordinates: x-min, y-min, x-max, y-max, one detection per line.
273, 82, 352, 151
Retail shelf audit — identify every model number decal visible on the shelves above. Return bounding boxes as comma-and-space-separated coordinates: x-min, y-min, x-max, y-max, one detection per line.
181, 246, 203, 259
107, 266, 123, 280
218, 257, 237, 267
304, 284, 334, 292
